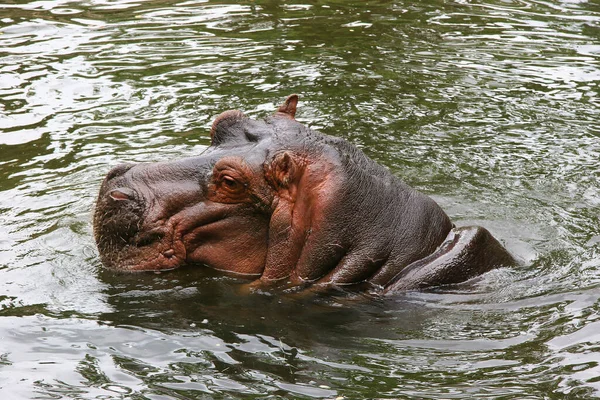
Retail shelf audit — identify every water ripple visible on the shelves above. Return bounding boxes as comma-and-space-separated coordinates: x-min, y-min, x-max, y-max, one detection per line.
1, 0, 600, 398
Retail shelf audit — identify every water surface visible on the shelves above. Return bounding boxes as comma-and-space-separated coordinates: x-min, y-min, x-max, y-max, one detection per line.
1, 0, 600, 398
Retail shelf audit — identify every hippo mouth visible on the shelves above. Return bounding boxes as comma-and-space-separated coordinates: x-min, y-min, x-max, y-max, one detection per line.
95, 207, 233, 272
119, 229, 187, 271
95, 222, 187, 272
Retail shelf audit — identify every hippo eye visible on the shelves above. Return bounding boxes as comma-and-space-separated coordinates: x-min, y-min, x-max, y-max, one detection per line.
223, 176, 236, 186
221, 175, 243, 192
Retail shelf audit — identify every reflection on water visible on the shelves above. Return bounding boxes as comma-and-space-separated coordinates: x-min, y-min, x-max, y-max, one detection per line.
1, 0, 600, 398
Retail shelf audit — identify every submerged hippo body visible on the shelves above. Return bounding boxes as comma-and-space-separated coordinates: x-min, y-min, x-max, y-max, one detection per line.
94, 95, 515, 293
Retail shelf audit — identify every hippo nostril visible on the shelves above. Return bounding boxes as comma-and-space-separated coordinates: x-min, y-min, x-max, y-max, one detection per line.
106, 163, 135, 180
109, 188, 135, 202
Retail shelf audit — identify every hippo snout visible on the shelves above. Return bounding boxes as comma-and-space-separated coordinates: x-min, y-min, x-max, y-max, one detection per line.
99, 185, 144, 235
93, 159, 225, 272
97, 167, 145, 224
94, 167, 148, 266
96, 163, 145, 240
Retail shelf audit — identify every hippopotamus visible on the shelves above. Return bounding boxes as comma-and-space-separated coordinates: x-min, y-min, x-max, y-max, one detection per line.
93, 95, 515, 293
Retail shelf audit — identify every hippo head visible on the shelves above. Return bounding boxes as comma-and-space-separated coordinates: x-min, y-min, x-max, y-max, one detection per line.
94, 95, 457, 288
95, 95, 346, 280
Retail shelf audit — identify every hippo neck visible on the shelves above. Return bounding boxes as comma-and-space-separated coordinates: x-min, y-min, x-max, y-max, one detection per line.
265, 133, 454, 287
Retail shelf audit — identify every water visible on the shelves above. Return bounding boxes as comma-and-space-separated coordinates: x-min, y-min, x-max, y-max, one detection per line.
1, 0, 599, 398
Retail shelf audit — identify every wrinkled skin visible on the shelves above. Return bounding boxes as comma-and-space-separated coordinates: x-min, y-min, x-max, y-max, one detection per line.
94, 95, 515, 293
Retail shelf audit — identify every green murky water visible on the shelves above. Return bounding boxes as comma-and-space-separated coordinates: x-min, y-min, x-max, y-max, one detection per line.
1, 0, 600, 398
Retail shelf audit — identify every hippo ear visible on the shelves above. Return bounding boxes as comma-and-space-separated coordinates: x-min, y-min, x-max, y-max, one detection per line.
210, 110, 248, 146
266, 151, 301, 198
274, 94, 298, 120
